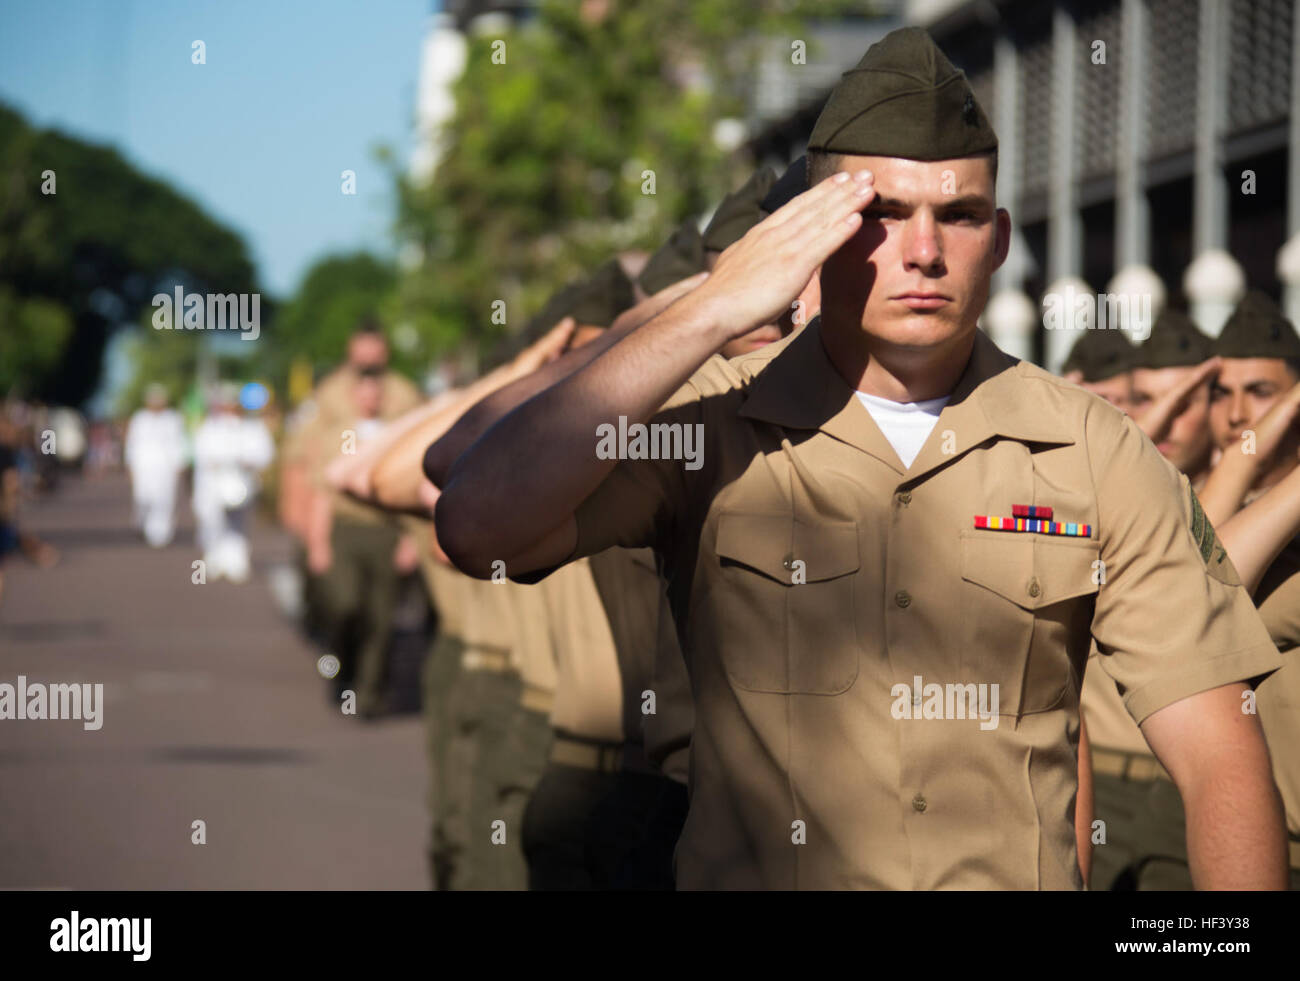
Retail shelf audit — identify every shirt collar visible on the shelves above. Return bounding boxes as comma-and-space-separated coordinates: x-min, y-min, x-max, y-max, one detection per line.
738, 317, 1076, 478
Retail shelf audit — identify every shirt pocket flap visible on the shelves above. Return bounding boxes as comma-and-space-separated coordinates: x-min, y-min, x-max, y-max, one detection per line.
716, 512, 860, 585
961, 533, 1099, 610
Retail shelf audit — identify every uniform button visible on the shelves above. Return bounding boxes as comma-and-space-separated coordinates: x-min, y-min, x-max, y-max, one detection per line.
1027, 577, 1041, 598
897, 491, 912, 506
912, 794, 927, 813
895, 590, 911, 609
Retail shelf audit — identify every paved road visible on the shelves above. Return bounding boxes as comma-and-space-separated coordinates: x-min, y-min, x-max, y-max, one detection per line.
0, 471, 429, 889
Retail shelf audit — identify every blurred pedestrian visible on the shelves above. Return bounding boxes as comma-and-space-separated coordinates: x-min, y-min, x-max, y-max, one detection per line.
192, 383, 274, 583
124, 383, 188, 548
306, 324, 422, 717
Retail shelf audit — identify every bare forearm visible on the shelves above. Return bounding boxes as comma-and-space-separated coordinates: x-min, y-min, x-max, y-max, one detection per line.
1182, 760, 1287, 889
426, 322, 635, 488
438, 299, 729, 574
369, 371, 518, 510
426, 275, 707, 487
1219, 464, 1300, 593
1143, 684, 1288, 889
1199, 448, 1260, 528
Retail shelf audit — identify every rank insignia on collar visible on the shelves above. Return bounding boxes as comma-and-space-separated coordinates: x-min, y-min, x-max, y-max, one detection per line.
974, 513, 1091, 537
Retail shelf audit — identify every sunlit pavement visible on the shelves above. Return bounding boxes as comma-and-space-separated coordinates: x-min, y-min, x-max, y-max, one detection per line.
0, 471, 428, 889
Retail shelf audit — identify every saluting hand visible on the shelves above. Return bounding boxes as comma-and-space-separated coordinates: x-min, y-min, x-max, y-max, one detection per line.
1136, 356, 1221, 444
676, 169, 876, 342
1234, 378, 1300, 465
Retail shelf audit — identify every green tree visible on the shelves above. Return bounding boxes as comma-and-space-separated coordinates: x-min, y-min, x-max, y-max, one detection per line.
394, 0, 855, 364
267, 251, 401, 381
0, 103, 258, 406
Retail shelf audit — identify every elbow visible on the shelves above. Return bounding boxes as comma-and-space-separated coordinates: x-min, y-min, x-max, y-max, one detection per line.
422, 435, 454, 491
433, 482, 495, 579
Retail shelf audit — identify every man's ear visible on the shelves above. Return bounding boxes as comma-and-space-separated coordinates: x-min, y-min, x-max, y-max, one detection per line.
992, 208, 1011, 272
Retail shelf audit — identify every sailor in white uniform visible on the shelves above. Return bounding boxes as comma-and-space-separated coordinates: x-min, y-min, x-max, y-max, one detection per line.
124, 384, 188, 548
192, 383, 274, 582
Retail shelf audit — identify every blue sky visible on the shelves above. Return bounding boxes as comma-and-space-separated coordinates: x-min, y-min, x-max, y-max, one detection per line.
0, 0, 433, 298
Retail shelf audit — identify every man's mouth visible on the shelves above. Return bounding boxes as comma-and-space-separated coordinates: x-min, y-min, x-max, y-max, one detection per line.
893, 292, 951, 310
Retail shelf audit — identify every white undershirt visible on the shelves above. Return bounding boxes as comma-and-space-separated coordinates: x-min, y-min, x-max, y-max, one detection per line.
855, 391, 950, 468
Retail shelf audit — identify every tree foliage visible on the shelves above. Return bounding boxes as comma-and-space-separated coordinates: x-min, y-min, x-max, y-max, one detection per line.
0, 103, 257, 406
395, 0, 855, 364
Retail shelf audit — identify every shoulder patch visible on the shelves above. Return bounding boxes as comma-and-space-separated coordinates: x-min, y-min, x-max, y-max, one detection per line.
1189, 487, 1241, 586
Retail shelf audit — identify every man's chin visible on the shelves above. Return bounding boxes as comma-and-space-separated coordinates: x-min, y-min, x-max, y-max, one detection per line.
860, 312, 968, 350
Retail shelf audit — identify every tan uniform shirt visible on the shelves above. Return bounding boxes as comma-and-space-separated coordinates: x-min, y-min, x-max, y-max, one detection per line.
536, 559, 624, 742
588, 548, 694, 778
1255, 543, 1300, 842
558, 321, 1280, 890
506, 576, 560, 704
1080, 646, 1152, 756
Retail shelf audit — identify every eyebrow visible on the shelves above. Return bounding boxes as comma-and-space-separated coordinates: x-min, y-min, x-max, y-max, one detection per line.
868, 194, 993, 212
1211, 380, 1279, 392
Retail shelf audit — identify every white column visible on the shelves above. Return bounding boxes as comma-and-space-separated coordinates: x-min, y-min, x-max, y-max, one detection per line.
1184, 250, 1245, 337
1044, 275, 1096, 373
1115, 0, 1149, 269
992, 31, 1029, 295
1106, 265, 1166, 343
1048, 5, 1081, 283
982, 288, 1037, 362
1284, 3, 1300, 323
1190, 0, 1232, 328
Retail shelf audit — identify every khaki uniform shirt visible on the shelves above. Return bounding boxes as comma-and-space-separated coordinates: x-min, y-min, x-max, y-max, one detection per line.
1080, 647, 1152, 756
588, 548, 695, 778
535, 559, 624, 742
507, 576, 560, 705
1255, 542, 1300, 842
558, 321, 1281, 890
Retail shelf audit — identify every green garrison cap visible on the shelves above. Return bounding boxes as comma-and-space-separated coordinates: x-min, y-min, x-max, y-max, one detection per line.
761, 156, 807, 215
807, 27, 998, 160
568, 258, 637, 328
1062, 328, 1136, 382
1134, 308, 1214, 369
702, 167, 777, 253
1214, 290, 1300, 361
638, 221, 707, 296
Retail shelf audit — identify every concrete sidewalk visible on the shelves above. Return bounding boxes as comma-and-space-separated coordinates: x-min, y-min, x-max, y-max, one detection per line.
0, 471, 429, 889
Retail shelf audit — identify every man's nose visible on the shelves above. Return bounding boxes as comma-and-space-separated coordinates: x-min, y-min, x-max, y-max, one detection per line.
1228, 392, 1249, 427
902, 212, 942, 273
